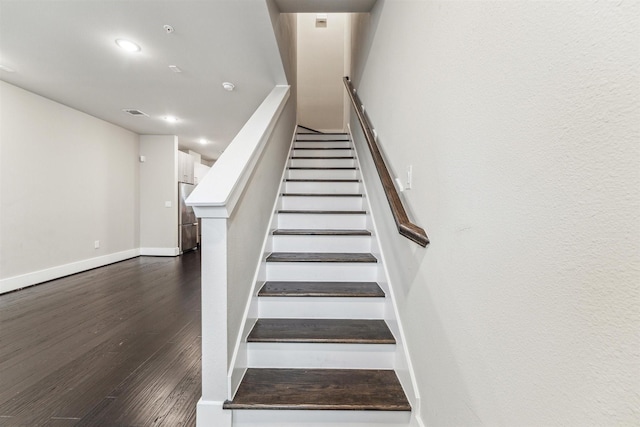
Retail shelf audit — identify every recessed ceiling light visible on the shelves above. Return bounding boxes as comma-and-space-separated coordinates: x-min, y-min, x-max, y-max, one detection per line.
163, 116, 178, 123
199, 138, 208, 145
222, 82, 235, 91
0, 65, 15, 73
115, 39, 141, 52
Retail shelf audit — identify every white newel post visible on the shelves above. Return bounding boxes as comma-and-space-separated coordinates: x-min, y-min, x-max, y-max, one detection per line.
186, 85, 290, 427
195, 217, 232, 426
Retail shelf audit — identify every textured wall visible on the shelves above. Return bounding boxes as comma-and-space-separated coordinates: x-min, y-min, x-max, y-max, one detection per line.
0, 81, 139, 282
297, 13, 346, 131
350, 1, 639, 425
139, 135, 178, 252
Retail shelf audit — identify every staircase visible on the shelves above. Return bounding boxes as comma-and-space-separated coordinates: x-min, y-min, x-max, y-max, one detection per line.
224, 129, 413, 426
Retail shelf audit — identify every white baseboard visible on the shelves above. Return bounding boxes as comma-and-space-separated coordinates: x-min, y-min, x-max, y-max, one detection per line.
139, 247, 180, 256
0, 248, 140, 294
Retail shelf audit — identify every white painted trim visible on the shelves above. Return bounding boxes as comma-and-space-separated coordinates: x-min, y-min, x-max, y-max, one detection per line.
227, 128, 297, 399
196, 398, 232, 427
188, 85, 291, 219
139, 247, 180, 257
0, 248, 140, 294
348, 122, 424, 422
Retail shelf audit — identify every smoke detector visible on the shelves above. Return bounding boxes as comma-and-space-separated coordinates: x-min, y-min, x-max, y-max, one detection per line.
163, 24, 174, 34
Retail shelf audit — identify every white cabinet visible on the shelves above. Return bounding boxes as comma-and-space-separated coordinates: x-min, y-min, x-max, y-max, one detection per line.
178, 151, 194, 184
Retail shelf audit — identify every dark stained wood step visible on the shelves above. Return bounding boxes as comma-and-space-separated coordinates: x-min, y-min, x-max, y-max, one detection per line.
273, 229, 370, 236
291, 156, 355, 160
266, 252, 377, 263
288, 167, 357, 170
247, 319, 395, 344
278, 210, 366, 215
296, 139, 350, 142
281, 193, 362, 197
258, 281, 384, 297
223, 368, 410, 411
294, 147, 351, 150
285, 179, 360, 183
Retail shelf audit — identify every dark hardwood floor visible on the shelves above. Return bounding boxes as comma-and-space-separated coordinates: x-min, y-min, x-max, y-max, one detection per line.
0, 252, 202, 426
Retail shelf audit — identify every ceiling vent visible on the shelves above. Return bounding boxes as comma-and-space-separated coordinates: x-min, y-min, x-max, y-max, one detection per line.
122, 109, 149, 117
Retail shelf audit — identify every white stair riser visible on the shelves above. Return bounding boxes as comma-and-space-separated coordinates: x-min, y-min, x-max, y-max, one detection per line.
289, 158, 355, 168
277, 213, 366, 229
281, 196, 363, 211
232, 409, 412, 427
292, 149, 353, 157
258, 297, 384, 318
247, 343, 394, 369
266, 262, 377, 282
294, 141, 351, 149
287, 169, 358, 180
271, 235, 371, 253
296, 134, 349, 141
284, 181, 361, 194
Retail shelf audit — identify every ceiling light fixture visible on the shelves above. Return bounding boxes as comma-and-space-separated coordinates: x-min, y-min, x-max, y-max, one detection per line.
115, 39, 141, 52
222, 82, 235, 91
199, 138, 208, 145
163, 116, 178, 123
168, 65, 182, 73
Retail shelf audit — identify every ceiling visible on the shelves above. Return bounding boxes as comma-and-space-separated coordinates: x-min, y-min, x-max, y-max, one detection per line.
0, 1, 287, 161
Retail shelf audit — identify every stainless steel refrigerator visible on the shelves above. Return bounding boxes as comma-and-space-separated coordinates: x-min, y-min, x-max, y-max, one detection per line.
179, 183, 198, 253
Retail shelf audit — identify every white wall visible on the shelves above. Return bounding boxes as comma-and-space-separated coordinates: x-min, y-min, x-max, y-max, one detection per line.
297, 13, 346, 131
0, 81, 140, 293
139, 135, 178, 256
350, 1, 639, 426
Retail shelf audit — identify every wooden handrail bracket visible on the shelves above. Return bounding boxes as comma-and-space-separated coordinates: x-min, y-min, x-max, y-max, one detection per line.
343, 77, 429, 247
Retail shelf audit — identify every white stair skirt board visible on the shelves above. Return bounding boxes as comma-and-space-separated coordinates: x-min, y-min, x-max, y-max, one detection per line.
289, 158, 356, 168
258, 296, 384, 319
280, 195, 364, 211
287, 169, 358, 180
284, 181, 362, 194
291, 149, 354, 157
266, 262, 378, 282
277, 212, 366, 229
232, 409, 413, 427
294, 141, 352, 149
271, 235, 371, 253
246, 342, 395, 369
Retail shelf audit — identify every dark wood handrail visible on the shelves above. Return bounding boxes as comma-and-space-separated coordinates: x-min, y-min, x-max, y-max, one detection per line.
343, 77, 429, 247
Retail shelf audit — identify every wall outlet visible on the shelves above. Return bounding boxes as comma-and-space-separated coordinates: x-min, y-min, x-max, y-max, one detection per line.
94, 240, 100, 249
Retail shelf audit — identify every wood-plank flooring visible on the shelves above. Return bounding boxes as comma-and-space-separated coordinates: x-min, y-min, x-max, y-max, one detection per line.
0, 252, 202, 426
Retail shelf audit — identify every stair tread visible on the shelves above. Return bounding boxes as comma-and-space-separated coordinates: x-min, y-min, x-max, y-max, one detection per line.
247, 319, 395, 344
273, 229, 371, 236
278, 209, 366, 215
296, 139, 350, 142
294, 147, 351, 150
223, 368, 410, 411
258, 281, 384, 297
266, 252, 377, 263
288, 167, 357, 170
285, 179, 360, 182
281, 193, 362, 197
291, 156, 354, 159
